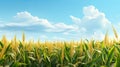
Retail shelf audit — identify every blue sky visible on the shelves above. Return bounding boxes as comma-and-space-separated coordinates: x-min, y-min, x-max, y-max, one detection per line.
0, 0, 120, 41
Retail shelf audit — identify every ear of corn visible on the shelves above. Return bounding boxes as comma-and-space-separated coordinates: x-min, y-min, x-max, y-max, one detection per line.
112, 25, 118, 39
104, 30, 109, 46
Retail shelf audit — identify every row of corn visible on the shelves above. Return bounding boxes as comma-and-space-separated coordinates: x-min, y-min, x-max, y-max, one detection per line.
0, 26, 120, 67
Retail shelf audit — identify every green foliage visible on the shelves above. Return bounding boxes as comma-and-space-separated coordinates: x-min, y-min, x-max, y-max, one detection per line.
0, 37, 120, 67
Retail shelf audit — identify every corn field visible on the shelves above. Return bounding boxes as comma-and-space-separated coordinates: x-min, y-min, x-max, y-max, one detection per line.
0, 27, 120, 67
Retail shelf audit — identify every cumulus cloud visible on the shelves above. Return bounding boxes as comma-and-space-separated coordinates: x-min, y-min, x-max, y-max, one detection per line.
14, 11, 53, 28
83, 5, 110, 28
71, 5, 110, 30
70, 5, 111, 40
14, 11, 41, 23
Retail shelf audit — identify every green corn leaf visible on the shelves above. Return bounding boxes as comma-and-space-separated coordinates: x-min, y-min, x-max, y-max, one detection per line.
10, 61, 26, 67
114, 54, 120, 67
106, 46, 115, 67
0, 41, 3, 48
114, 44, 120, 53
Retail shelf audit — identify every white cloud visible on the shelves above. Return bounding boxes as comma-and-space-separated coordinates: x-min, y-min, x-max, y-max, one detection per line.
14, 11, 79, 32
46, 23, 78, 32
14, 11, 53, 28
14, 11, 39, 22
85, 5, 110, 27
0, 11, 78, 35
70, 5, 111, 40
83, 5, 110, 27
83, 5, 100, 19
70, 15, 81, 24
